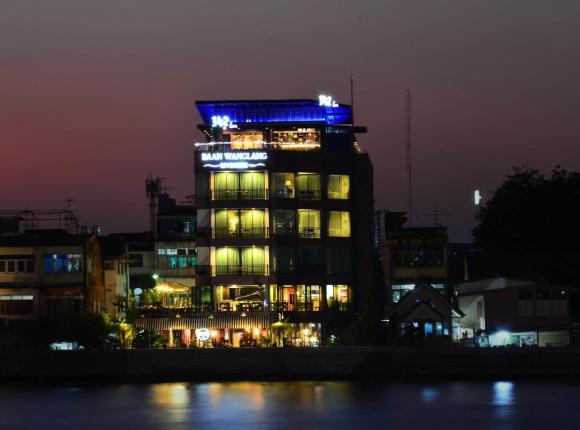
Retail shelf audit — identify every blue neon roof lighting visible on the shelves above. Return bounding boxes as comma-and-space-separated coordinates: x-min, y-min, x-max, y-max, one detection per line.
195, 99, 353, 126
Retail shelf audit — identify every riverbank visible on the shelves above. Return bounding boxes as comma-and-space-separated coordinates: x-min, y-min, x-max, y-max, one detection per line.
2, 347, 580, 382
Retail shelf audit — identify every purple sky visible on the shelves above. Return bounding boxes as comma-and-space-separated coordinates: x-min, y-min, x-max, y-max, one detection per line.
2, 0, 580, 241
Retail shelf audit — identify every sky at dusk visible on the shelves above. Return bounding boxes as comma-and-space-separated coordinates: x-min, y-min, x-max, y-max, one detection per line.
2, 0, 580, 241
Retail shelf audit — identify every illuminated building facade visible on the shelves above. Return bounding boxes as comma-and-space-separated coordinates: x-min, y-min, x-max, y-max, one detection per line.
190, 97, 375, 346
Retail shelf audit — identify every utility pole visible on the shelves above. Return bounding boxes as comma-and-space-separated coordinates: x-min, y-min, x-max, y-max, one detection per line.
404, 90, 414, 226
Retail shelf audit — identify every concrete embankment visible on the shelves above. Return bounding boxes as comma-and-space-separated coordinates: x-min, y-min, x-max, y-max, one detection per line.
1, 347, 580, 382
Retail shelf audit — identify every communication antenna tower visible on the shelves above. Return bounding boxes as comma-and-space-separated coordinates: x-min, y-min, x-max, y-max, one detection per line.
424, 203, 447, 227
405, 90, 414, 226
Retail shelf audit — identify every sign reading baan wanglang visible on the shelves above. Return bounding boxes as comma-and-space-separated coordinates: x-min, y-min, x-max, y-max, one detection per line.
200, 151, 268, 170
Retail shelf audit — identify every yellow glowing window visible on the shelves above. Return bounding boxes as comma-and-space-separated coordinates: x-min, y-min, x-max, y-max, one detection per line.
296, 173, 320, 200
272, 129, 320, 150
215, 247, 240, 267
214, 209, 265, 237
297, 209, 321, 238
328, 175, 350, 199
328, 211, 351, 237
225, 131, 264, 149
214, 172, 239, 195
240, 172, 265, 189
326, 284, 351, 305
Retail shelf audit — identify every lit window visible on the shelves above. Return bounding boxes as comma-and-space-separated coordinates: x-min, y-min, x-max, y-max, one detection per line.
328, 175, 350, 199
271, 173, 295, 198
328, 211, 351, 237
326, 285, 350, 311
224, 130, 264, 149
214, 209, 265, 238
43, 254, 82, 273
272, 129, 320, 150
391, 284, 415, 303
296, 173, 321, 200
297, 209, 321, 238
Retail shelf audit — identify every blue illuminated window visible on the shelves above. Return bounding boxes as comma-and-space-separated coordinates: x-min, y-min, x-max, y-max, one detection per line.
43, 254, 83, 273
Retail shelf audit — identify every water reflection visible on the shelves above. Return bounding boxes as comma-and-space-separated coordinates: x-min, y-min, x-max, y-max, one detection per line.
493, 382, 514, 406
0, 380, 577, 430
149, 383, 191, 424
492, 381, 515, 423
150, 383, 190, 407
420, 387, 439, 403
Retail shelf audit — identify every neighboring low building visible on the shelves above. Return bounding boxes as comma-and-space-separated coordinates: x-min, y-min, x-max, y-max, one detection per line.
0, 230, 104, 346
102, 233, 155, 304
101, 240, 129, 319
455, 277, 577, 347
377, 210, 448, 305
385, 282, 463, 341
150, 194, 196, 310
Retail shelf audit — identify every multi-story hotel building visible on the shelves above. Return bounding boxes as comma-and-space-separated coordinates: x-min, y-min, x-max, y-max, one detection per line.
190, 97, 375, 346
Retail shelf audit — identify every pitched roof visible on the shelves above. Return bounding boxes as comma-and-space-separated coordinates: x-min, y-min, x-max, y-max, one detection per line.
386, 282, 464, 320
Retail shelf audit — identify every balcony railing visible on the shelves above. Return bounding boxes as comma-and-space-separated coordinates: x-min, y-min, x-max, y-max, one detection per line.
271, 226, 295, 237
195, 265, 269, 276
297, 190, 321, 200
212, 189, 269, 200
213, 227, 269, 239
270, 265, 324, 275
196, 265, 212, 276
297, 227, 321, 239
271, 188, 295, 199
217, 300, 265, 312
215, 264, 268, 276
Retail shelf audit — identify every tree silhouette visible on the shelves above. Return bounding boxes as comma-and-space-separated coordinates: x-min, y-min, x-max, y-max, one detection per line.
473, 166, 580, 285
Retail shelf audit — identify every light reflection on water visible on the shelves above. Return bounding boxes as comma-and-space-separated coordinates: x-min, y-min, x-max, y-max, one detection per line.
0, 381, 579, 429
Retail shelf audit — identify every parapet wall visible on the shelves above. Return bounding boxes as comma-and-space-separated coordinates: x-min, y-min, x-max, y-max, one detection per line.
1, 347, 580, 382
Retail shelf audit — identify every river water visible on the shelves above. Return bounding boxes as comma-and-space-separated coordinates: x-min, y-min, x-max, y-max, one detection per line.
0, 381, 578, 429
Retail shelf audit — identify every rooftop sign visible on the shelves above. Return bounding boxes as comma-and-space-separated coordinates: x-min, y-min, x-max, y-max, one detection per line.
318, 94, 339, 107
200, 151, 268, 170
211, 115, 237, 129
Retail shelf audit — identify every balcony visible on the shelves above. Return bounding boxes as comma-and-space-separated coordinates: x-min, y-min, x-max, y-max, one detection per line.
297, 190, 321, 200
297, 227, 321, 239
212, 189, 269, 200
215, 264, 268, 276
271, 225, 295, 237
213, 226, 269, 239
270, 265, 323, 276
196, 265, 269, 277
217, 300, 265, 312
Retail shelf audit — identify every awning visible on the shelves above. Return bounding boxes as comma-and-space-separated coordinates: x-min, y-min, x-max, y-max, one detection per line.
135, 311, 276, 331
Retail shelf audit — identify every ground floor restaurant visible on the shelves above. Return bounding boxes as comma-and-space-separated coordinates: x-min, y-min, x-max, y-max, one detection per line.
135, 312, 322, 347
141, 284, 351, 313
